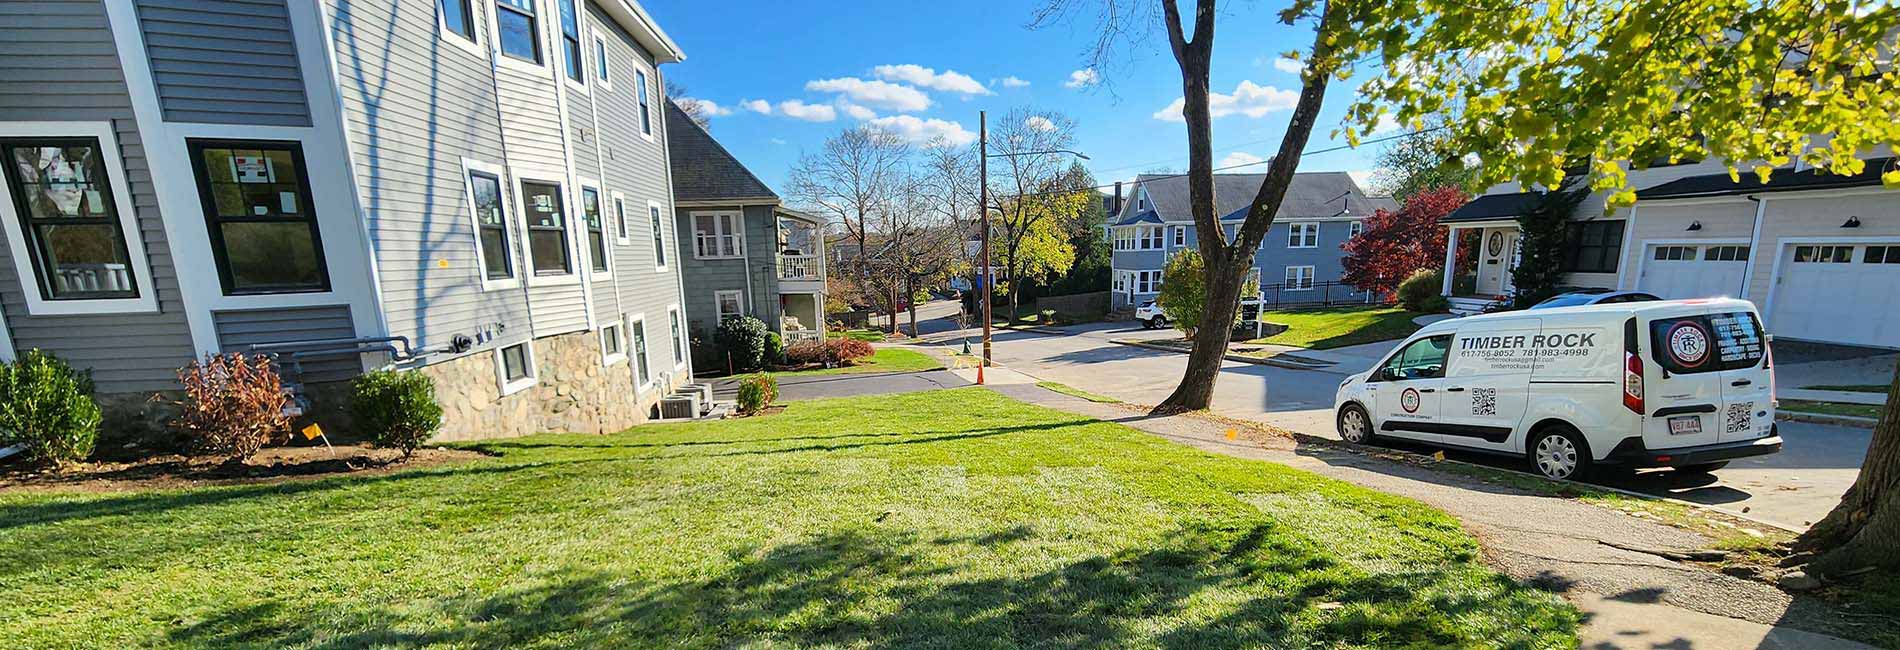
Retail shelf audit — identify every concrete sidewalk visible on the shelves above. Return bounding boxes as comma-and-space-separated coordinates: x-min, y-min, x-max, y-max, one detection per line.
948, 359, 1873, 649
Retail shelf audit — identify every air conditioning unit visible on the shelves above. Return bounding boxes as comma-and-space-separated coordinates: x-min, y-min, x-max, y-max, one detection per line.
683, 383, 714, 408
658, 395, 700, 420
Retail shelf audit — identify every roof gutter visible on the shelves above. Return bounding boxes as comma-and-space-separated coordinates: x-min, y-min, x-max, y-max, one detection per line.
602, 0, 686, 63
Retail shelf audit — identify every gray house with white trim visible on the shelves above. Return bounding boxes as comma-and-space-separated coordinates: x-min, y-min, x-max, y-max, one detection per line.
0, 0, 699, 440
1107, 173, 1395, 310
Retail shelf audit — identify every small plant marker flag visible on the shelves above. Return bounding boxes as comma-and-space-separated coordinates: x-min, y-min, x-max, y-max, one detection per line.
302, 423, 335, 456
1225, 428, 1237, 440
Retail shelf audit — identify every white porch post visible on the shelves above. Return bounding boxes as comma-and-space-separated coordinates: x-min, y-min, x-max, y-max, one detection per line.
1441, 226, 1460, 296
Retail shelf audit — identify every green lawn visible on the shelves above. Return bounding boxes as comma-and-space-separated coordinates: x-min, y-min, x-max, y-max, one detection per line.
1036, 381, 1123, 403
0, 389, 1575, 649
1779, 399, 1883, 419
772, 347, 943, 377
1801, 384, 1891, 395
1245, 306, 1424, 350
841, 329, 888, 342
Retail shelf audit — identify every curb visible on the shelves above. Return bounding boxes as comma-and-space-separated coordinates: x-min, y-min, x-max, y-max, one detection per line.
1776, 410, 1878, 429
1109, 338, 1333, 371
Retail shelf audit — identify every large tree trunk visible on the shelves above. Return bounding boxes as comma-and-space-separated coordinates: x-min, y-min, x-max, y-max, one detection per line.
1793, 360, 1900, 577
906, 275, 919, 337
1161, 262, 1247, 410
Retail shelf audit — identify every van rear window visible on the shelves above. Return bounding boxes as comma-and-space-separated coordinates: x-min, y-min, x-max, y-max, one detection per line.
1649, 311, 1765, 374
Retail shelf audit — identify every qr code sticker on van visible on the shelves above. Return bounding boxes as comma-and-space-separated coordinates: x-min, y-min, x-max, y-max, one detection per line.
1471, 388, 1497, 416
1726, 402, 1753, 434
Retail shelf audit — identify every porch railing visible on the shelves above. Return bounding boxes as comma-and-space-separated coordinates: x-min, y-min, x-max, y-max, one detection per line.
778, 255, 819, 280
782, 329, 822, 344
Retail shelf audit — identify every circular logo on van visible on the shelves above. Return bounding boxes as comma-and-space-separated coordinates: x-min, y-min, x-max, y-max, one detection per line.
1666, 321, 1711, 368
1401, 388, 1422, 413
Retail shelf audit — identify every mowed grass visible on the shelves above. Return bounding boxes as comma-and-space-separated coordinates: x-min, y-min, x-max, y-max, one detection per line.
1778, 399, 1883, 419
1245, 306, 1424, 350
773, 347, 943, 377
0, 388, 1577, 649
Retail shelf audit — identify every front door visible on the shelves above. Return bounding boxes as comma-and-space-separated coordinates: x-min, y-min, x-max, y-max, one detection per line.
1475, 229, 1518, 296
1370, 335, 1453, 443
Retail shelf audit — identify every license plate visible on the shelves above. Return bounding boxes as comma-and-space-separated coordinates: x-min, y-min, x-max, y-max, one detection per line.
1668, 415, 1702, 435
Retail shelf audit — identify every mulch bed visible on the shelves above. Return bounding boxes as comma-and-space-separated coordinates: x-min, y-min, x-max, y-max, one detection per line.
0, 444, 490, 494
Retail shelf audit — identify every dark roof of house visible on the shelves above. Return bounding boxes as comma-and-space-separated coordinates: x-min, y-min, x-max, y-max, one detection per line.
1441, 192, 1544, 223
1120, 209, 1163, 225
1111, 172, 1384, 226
1636, 157, 1897, 200
664, 100, 778, 202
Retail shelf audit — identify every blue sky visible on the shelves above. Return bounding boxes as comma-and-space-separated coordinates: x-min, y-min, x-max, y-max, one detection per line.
642, 0, 1391, 196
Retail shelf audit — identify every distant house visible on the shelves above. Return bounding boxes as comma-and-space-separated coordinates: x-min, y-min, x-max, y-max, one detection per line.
1106, 173, 1395, 309
665, 102, 827, 345
1438, 155, 1900, 348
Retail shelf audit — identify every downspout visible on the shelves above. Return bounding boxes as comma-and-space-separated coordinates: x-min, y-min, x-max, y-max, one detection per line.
656, 71, 692, 383
479, 13, 542, 346
1742, 194, 1767, 300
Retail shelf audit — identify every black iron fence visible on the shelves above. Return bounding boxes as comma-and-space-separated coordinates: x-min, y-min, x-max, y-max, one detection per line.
1251, 281, 1390, 311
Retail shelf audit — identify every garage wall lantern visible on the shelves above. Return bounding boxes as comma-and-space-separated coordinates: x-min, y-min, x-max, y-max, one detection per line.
1842, 216, 1862, 228
1685, 220, 1702, 231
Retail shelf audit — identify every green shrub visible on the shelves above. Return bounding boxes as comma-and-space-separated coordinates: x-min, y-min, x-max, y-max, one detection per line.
736, 372, 778, 415
350, 370, 443, 459
1040, 309, 1058, 324
0, 350, 101, 465
714, 316, 771, 371
765, 332, 785, 365
1397, 269, 1448, 312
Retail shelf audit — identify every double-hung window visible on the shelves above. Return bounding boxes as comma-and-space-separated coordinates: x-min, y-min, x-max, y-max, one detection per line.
693, 213, 740, 258
631, 316, 650, 386
635, 70, 652, 137
556, 0, 584, 83
1348, 220, 1364, 239
187, 140, 328, 294
715, 289, 744, 320
669, 307, 686, 366
439, 0, 476, 43
495, 0, 540, 64
1139, 226, 1163, 250
520, 180, 571, 275
465, 166, 514, 284
1287, 222, 1318, 248
1, 134, 155, 310
1134, 269, 1161, 294
1171, 225, 1186, 247
649, 203, 667, 269
1561, 220, 1625, 273
581, 186, 607, 273
1285, 265, 1315, 290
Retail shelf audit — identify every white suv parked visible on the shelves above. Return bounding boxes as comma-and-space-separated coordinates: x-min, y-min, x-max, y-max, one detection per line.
1135, 301, 1168, 329
1333, 298, 1781, 480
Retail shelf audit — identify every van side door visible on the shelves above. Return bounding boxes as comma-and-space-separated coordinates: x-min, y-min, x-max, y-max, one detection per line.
1369, 335, 1454, 443
1710, 311, 1773, 443
1438, 319, 1542, 453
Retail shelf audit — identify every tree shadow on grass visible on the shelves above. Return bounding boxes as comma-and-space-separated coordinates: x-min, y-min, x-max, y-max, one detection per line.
164, 525, 1576, 649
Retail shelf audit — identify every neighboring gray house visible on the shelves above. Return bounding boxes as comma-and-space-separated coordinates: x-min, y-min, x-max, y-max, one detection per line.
1106, 173, 1396, 309
0, 0, 696, 440
665, 102, 827, 346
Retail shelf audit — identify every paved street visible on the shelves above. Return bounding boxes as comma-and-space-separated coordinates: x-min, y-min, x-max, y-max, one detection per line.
910, 301, 1868, 531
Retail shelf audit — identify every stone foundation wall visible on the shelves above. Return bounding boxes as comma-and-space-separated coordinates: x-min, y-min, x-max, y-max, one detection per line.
421, 329, 685, 442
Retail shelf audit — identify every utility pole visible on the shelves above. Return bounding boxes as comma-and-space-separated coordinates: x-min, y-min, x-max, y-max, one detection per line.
977, 110, 990, 384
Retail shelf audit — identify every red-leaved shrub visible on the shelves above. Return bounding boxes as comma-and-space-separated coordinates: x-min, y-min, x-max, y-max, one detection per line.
826, 338, 874, 363
169, 353, 290, 461
784, 340, 829, 365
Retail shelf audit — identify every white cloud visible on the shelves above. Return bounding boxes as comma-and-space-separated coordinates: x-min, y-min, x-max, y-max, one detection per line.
868, 115, 976, 147
1368, 114, 1401, 136
1272, 57, 1304, 74
1024, 115, 1057, 132
769, 138, 789, 145
1153, 80, 1299, 122
740, 99, 773, 114
873, 64, 991, 95
777, 100, 837, 122
1000, 76, 1030, 88
1218, 151, 1266, 169
805, 77, 932, 112
1063, 68, 1100, 89
836, 100, 877, 121
676, 97, 733, 118
1348, 169, 1379, 189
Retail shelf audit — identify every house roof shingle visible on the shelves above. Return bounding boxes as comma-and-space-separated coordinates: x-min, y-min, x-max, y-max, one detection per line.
1636, 157, 1897, 200
664, 100, 778, 203
1112, 172, 1385, 226
1441, 192, 1544, 223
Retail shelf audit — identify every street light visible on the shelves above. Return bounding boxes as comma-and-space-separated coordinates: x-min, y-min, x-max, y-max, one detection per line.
974, 110, 1088, 385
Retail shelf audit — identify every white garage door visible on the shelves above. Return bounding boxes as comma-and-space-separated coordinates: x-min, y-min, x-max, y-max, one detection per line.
1637, 244, 1749, 300
1769, 243, 1900, 348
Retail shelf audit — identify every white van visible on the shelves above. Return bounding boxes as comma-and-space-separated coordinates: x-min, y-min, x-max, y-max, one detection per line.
1333, 298, 1782, 480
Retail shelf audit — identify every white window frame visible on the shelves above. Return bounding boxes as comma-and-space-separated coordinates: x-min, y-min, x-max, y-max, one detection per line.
1348, 220, 1363, 239
592, 32, 613, 91
714, 289, 745, 321
1284, 265, 1315, 290
436, 0, 486, 58
648, 200, 668, 272
628, 312, 654, 392
576, 177, 610, 280
1134, 269, 1161, 294
555, 0, 588, 94
609, 191, 631, 245
1171, 225, 1186, 247
668, 304, 687, 369
511, 165, 580, 287
1139, 226, 1163, 250
459, 158, 518, 292
692, 211, 743, 259
599, 321, 626, 366
1113, 271, 1126, 293
634, 66, 655, 142
494, 340, 538, 396
1287, 222, 1318, 248
0, 121, 159, 316
488, 0, 548, 76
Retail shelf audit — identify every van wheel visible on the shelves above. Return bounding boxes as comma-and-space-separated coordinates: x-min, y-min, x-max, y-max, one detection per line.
1529, 425, 1591, 481
1337, 404, 1374, 444
1676, 461, 1729, 474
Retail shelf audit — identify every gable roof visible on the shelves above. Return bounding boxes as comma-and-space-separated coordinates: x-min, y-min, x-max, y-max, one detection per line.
1636, 157, 1897, 200
1442, 192, 1543, 223
1112, 172, 1385, 226
664, 100, 778, 203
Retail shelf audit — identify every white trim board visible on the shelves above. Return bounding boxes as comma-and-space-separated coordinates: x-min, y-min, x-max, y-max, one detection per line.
0, 121, 160, 316
459, 157, 521, 292
510, 163, 584, 288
